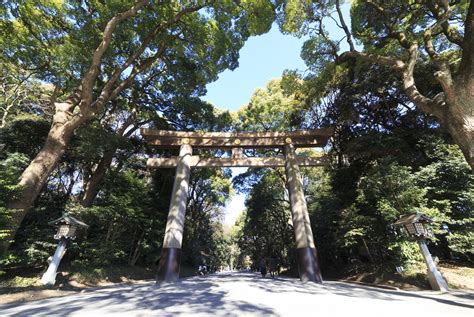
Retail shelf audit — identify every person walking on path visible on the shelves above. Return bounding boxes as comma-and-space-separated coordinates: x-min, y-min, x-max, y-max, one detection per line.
269, 258, 277, 279
259, 258, 267, 278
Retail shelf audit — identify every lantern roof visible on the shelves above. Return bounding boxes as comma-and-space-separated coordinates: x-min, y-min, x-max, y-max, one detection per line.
394, 212, 433, 226
49, 214, 89, 228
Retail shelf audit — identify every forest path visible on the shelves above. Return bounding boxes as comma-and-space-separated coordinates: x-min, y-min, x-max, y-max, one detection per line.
1, 271, 472, 316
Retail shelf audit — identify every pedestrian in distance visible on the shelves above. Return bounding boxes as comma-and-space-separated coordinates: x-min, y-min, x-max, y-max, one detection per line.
269, 258, 277, 279
260, 258, 267, 278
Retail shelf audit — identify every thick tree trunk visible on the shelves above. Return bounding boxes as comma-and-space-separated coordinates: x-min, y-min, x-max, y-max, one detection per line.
80, 149, 116, 208
362, 238, 374, 264
444, 88, 474, 170
81, 116, 140, 207
450, 0, 474, 170
1, 102, 85, 254
105, 222, 114, 244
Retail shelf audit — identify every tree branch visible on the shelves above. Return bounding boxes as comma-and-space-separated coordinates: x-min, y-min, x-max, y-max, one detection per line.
335, 0, 355, 51
92, 4, 204, 114
338, 43, 446, 122
80, 0, 150, 111
102, 43, 168, 106
428, 0, 464, 47
49, 84, 61, 106
423, 0, 454, 58
317, 18, 338, 57
337, 50, 405, 70
365, 0, 412, 49
401, 43, 445, 119
422, 1, 455, 103
99, 4, 203, 107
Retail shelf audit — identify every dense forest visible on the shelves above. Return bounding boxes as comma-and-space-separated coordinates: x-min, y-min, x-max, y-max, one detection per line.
1, 1, 473, 285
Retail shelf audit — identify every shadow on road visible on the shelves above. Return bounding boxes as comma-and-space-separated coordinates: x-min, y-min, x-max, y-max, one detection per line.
227, 272, 474, 309
1, 271, 472, 316
1, 277, 275, 316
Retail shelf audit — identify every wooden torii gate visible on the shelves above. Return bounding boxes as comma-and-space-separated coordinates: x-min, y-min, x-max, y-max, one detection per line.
142, 128, 333, 283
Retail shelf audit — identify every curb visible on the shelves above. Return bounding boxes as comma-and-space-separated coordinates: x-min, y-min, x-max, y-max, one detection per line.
338, 279, 401, 291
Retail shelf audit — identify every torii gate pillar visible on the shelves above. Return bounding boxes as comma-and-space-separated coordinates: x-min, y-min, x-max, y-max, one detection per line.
285, 143, 323, 283
157, 144, 192, 282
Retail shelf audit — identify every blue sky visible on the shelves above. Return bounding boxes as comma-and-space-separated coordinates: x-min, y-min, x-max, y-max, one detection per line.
202, 24, 307, 112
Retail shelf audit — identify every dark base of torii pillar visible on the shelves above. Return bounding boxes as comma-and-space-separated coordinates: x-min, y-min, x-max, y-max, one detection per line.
295, 247, 322, 283
157, 247, 182, 282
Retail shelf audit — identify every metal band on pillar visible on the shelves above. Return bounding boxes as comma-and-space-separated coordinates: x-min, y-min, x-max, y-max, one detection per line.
284, 142, 323, 283
157, 143, 193, 282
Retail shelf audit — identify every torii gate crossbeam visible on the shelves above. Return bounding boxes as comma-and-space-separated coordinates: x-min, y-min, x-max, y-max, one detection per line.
142, 128, 333, 283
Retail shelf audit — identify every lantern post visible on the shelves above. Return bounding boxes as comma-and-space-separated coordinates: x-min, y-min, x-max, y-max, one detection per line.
393, 213, 449, 291
41, 214, 88, 286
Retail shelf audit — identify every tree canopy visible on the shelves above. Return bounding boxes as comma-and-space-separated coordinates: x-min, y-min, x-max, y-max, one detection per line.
279, 0, 474, 170
0, 0, 472, 283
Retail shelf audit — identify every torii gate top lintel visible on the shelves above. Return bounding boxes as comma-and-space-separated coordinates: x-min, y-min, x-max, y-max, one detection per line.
142, 128, 333, 168
141, 128, 333, 149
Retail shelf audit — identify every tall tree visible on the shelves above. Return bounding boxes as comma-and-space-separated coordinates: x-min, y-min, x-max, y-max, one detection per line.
182, 168, 233, 268
0, 0, 275, 252
280, 0, 474, 169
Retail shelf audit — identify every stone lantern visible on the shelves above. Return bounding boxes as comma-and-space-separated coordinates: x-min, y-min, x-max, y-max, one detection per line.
394, 213, 449, 291
41, 214, 88, 286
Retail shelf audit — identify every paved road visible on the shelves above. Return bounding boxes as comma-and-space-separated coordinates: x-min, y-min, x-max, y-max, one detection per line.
1, 272, 473, 316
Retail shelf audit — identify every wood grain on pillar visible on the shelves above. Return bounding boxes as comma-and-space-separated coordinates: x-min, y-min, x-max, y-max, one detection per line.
285, 144, 315, 249
157, 144, 192, 282
162, 144, 192, 249
285, 143, 322, 283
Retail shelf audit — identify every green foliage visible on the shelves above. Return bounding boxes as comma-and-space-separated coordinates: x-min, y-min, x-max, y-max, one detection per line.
392, 241, 423, 268
0, 153, 29, 241
76, 170, 161, 266
69, 264, 154, 285
1, 0, 276, 99
0, 62, 53, 128
237, 0, 275, 35
237, 78, 305, 131
355, 163, 427, 221
349, 1, 465, 57
334, 162, 438, 266
304, 146, 472, 271
0, 115, 50, 159
416, 144, 474, 259
280, 0, 313, 33
301, 36, 338, 74
0, 275, 41, 288
182, 168, 233, 268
